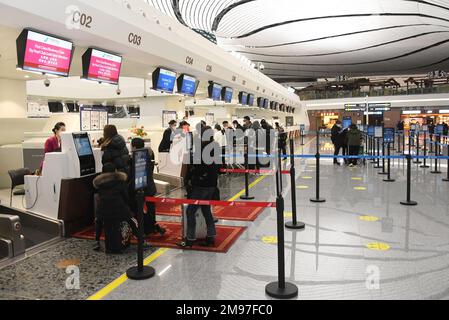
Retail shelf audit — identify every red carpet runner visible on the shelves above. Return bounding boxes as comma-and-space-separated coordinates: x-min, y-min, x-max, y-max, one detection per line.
155, 203, 265, 221
72, 221, 246, 253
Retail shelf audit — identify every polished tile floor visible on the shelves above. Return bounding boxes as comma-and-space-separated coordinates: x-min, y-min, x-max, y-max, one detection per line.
1, 137, 449, 300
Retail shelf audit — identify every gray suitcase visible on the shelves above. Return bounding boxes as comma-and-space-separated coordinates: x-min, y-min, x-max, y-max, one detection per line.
181, 204, 210, 240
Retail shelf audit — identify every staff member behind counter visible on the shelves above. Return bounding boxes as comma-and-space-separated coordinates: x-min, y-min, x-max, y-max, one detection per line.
159, 120, 177, 153
39, 122, 66, 174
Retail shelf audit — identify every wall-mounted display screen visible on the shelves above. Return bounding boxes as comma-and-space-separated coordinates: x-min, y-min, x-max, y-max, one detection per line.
222, 87, 234, 103
82, 48, 122, 85
238, 92, 248, 105
208, 82, 223, 101
16, 29, 74, 77
257, 97, 264, 108
177, 74, 198, 97
153, 67, 177, 93
48, 102, 64, 113
264, 99, 269, 109
247, 94, 255, 107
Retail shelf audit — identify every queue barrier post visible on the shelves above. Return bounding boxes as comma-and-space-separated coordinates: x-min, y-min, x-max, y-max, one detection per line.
400, 155, 418, 206
266, 151, 299, 299
402, 131, 406, 155
443, 143, 449, 182
420, 131, 430, 168
414, 131, 422, 164
374, 138, 382, 169
285, 139, 305, 230
126, 191, 156, 280
310, 130, 325, 203
379, 141, 387, 175
431, 135, 442, 174
241, 136, 255, 200
383, 143, 395, 182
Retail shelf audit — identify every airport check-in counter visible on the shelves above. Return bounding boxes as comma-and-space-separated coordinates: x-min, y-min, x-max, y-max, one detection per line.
157, 133, 190, 186
24, 132, 102, 235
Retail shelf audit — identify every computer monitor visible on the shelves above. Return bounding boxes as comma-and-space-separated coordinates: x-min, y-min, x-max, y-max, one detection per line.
208, 82, 222, 101
222, 87, 234, 103
82, 48, 122, 85
48, 102, 64, 113
177, 74, 198, 97
152, 67, 177, 93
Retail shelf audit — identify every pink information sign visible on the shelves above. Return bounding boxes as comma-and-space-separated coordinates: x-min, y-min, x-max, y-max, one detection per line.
23, 31, 73, 76
87, 49, 122, 84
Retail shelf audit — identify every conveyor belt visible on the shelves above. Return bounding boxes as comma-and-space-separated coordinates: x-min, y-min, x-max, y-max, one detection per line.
0, 205, 63, 262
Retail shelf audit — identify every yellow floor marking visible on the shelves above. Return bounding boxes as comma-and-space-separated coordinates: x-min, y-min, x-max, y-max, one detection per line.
301, 176, 313, 180
354, 187, 367, 191
262, 236, 278, 244
359, 216, 380, 222
87, 248, 168, 300
366, 242, 390, 251
284, 212, 293, 218
228, 174, 268, 201
352, 177, 363, 181
297, 186, 309, 189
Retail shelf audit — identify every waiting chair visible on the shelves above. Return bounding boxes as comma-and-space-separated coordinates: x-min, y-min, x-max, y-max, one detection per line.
7, 168, 31, 207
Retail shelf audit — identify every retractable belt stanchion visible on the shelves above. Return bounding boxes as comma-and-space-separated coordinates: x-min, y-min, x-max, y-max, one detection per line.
265, 151, 299, 299
379, 140, 387, 175
241, 136, 255, 200
301, 130, 305, 146
397, 131, 402, 154
414, 131, 422, 164
126, 191, 156, 280
402, 131, 406, 155
383, 142, 395, 182
374, 138, 382, 169
285, 139, 305, 230
421, 131, 430, 168
310, 130, 326, 203
443, 143, 449, 182
431, 135, 442, 174
400, 154, 418, 206
370, 136, 376, 163
408, 130, 412, 156
429, 133, 434, 154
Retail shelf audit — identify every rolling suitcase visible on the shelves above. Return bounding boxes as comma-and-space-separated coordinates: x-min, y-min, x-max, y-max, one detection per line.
181, 204, 209, 241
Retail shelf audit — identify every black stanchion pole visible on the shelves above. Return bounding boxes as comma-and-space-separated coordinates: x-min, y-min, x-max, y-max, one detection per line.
420, 131, 430, 168
431, 135, 442, 174
301, 130, 305, 146
402, 131, 406, 155
400, 155, 418, 206
408, 130, 412, 156
266, 152, 299, 299
126, 191, 156, 280
397, 131, 402, 154
429, 133, 434, 154
374, 138, 382, 169
370, 136, 375, 163
383, 143, 395, 182
443, 143, 449, 182
241, 136, 255, 200
310, 130, 325, 203
286, 139, 305, 230
379, 141, 387, 175
414, 131, 422, 164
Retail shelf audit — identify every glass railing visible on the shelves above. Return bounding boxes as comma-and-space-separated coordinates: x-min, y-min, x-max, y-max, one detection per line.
298, 85, 449, 101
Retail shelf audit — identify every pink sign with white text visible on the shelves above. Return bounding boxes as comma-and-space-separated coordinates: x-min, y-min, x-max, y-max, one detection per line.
23, 31, 73, 76
87, 49, 122, 84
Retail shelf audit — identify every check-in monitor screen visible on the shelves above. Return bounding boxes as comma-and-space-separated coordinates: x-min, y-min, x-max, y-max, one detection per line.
211, 83, 222, 101
86, 49, 122, 85
248, 94, 255, 106
73, 134, 93, 157
224, 87, 233, 103
156, 68, 177, 93
20, 30, 73, 76
180, 75, 197, 96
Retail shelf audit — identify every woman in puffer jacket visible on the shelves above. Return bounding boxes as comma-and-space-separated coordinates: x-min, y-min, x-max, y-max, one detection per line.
100, 125, 130, 174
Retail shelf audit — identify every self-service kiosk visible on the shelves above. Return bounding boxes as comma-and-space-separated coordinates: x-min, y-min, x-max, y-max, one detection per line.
24, 133, 102, 227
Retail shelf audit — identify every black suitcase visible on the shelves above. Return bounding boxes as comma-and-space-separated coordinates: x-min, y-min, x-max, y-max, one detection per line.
104, 220, 132, 254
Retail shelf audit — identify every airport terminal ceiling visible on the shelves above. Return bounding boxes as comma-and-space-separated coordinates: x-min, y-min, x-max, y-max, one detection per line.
146, 0, 449, 82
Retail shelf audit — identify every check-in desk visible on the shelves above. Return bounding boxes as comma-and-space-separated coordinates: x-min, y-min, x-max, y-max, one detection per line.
157, 134, 190, 187
24, 132, 102, 235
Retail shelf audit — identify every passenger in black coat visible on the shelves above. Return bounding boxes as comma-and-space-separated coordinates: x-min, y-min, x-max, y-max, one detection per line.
93, 163, 138, 251
101, 125, 130, 174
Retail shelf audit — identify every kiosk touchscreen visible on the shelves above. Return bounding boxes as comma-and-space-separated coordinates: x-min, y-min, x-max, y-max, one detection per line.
72, 133, 96, 176
133, 149, 149, 191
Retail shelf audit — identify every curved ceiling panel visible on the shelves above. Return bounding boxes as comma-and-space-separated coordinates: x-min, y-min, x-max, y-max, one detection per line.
144, 0, 449, 82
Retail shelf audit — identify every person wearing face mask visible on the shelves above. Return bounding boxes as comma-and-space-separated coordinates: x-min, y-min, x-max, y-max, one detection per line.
331, 120, 343, 165
39, 122, 66, 174
159, 120, 177, 153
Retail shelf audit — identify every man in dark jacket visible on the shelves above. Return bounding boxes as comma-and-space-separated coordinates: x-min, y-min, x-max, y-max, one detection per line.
180, 127, 220, 248
128, 138, 165, 236
331, 121, 343, 164
159, 120, 177, 153
101, 125, 130, 174
93, 163, 139, 253
346, 124, 362, 167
